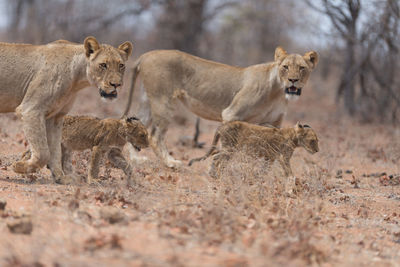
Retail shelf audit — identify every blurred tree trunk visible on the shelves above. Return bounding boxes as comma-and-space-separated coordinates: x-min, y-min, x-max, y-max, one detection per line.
307, 0, 400, 123
154, 0, 207, 55
5, 0, 151, 44
320, 0, 360, 115
338, 34, 357, 115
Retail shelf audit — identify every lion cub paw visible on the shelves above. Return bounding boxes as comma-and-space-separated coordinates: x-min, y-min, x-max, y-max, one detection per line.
12, 161, 38, 174
87, 175, 103, 186
285, 187, 298, 198
165, 158, 182, 169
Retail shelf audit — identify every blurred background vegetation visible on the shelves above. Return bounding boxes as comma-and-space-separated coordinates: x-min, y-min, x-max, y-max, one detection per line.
0, 0, 399, 123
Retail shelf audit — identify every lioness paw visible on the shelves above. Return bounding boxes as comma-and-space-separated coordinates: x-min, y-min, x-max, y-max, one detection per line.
55, 174, 78, 185
12, 161, 38, 174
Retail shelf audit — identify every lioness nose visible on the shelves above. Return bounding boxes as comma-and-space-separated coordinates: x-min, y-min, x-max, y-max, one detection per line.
288, 78, 299, 83
110, 82, 121, 88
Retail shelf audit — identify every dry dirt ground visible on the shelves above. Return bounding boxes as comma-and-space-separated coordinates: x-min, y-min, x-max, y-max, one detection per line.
1, 80, 400, 267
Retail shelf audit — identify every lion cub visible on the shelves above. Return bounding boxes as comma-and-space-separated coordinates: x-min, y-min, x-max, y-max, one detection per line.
61, 115, 149, 185
189, 121, 319, 178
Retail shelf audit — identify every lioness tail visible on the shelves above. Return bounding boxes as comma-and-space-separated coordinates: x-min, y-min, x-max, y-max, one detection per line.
123, 58, 141, 117
188, 126, 221, 166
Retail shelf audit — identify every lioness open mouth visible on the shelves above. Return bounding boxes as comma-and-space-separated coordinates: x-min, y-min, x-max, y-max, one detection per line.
99, 88, 118, 99
134, 145, 141, 152
285, 86, 302, 96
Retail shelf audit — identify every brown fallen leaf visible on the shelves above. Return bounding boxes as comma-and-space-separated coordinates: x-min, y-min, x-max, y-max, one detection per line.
0, 199, 6, 211
99, 207, 126, 224
7, 217, 33, 235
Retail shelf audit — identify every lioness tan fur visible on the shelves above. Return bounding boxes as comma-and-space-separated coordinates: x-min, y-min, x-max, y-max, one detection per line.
124, 47, 318, 168
189, 121, 319, 178
61, 115, 149, 185
0, 37, 133, 184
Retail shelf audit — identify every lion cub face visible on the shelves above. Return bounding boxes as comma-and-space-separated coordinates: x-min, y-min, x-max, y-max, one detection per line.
123, 117, 149, 151
84, 36, 133, 100
274, 47, 319, 101
295, 123, 319, 154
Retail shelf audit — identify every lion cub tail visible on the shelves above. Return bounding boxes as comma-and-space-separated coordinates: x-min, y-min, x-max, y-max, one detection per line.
123, 58, 141, 117
188, 125, 222, 166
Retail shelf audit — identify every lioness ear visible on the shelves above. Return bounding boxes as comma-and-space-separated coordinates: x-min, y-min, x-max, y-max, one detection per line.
118, 41, 133, 59
84, 36, 100, 58
274, 46, 287, 63
303, 51, 319, 69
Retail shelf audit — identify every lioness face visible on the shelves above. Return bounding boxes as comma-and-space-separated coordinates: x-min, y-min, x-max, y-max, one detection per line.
279, 55, 311, 101
275, 47, 319, 101
84, 37, 133, 100
124, 117, 149, 151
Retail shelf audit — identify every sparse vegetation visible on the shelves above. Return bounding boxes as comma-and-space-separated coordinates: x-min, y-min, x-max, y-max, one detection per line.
1, 88, 399, 265
0, 0, 399, 265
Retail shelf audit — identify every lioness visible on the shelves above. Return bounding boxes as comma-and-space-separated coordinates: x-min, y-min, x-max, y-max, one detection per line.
61, 115, 149, 185
0, 37, 133, 184
124, 47, 318, 168
189, 121, 319, 178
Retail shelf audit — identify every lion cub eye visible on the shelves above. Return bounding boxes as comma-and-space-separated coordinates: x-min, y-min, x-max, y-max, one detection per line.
283, 65, 289, 70
99, 63, 107, 69
119, 63, 125, 69
299, 66, 306, 71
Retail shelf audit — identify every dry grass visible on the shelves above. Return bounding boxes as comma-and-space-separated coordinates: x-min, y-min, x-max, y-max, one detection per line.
1, 86, 400, 266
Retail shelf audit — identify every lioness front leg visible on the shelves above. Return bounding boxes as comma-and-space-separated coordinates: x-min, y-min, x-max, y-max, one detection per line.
46, 116, 76, 184
107, 148, 134, 186
221, 85, 266, 123
13, 111, 50, 174
150, 115, 182, 168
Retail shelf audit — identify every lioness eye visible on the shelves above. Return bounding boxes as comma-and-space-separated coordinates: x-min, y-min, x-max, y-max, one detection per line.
99, 63, 107, 69
119, 63, 125, 69
299, 66, 305, 71
283, 65, 288, 70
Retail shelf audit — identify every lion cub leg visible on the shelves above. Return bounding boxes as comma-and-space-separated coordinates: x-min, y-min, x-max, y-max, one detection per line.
88, 145, 106, 184
278, 154, 297, 196
107, 148, 134, 186
13, 111, 50, 174
61, 145, 73, 175
209, 152, 231, 178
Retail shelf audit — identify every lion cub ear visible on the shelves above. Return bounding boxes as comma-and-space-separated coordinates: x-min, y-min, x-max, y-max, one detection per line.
295, 122, 303, 132
303, 51, 319, 69
274, 46, 287, 63
118, 41, 133, 59
84, 36, 100, 58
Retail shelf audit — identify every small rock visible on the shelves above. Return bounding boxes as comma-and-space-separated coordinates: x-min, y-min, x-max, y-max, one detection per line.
100, 207, 126, 224
345, 170, 353, 174
0, 199, 6, 210
68, 199, 79, 211
76, 210, 93, 224
7, 217, 33, 235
